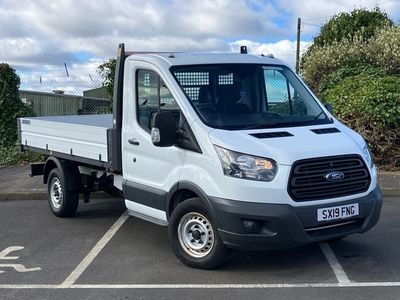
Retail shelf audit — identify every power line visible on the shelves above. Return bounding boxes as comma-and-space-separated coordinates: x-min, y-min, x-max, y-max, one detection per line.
302, 22, 323, 27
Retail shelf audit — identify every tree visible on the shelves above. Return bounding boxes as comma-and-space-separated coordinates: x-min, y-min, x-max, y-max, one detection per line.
0, 63, 33, 147
98, 58, 116, 102
301, 8, 395, 94
313, 8, 392, 47
302, 8, 392, 74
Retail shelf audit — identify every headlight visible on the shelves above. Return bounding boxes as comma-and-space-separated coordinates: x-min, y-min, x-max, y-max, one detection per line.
214, 145, 278, 182
362, 143, 373, 168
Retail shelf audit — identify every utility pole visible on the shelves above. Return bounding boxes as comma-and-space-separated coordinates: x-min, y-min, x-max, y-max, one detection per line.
296, 17, 301, 74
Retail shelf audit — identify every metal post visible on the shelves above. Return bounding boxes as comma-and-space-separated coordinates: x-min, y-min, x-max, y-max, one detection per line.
64, 63, 69, 77
296, 18, 301, 74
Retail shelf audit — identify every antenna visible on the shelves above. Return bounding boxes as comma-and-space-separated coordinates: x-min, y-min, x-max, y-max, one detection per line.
240, 46, 248, 54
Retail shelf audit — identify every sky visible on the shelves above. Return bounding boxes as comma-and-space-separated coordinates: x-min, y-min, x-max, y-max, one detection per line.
0, 0, 399, 94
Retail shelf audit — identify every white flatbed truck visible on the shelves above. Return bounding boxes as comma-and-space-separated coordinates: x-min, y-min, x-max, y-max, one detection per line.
18, 44, 382, 268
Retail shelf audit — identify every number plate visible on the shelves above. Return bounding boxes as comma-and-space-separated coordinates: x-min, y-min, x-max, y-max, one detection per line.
317, 203, 359, 222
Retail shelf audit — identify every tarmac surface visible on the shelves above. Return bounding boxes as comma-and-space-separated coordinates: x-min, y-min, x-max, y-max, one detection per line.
0, 196, 399, 299
0, 165, 399, 299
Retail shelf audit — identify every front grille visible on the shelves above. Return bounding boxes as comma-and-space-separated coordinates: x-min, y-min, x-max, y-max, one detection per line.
288, 155, 371, 201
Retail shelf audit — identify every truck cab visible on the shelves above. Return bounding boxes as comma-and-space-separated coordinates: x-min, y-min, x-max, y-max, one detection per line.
19, 44, 382, 269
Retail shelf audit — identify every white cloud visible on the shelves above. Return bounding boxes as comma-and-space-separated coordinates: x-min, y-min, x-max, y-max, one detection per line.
229, 39, 311, 67
0, 0, 286, 68
0, 0, 398, 91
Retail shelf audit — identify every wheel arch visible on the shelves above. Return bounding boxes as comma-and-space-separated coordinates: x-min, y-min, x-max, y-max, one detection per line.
43, 157, 61, 184
167, 181, 216, 221
43, 157, 80, 191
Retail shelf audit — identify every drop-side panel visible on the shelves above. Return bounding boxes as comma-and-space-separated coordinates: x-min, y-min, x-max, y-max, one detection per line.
19, 114, 112, 163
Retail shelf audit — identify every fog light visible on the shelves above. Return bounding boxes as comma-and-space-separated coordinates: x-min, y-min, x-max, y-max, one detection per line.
242, 219, 262, 233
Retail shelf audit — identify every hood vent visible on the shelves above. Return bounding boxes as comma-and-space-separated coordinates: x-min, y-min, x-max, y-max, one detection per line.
311, 128, 340, 134
250, 131, 293, 139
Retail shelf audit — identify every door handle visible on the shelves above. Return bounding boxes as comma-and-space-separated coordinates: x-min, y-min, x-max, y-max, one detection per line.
128, 138, 140, 145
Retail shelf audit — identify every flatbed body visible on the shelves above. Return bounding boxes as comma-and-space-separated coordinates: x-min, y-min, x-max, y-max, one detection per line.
19, 114, 112, 165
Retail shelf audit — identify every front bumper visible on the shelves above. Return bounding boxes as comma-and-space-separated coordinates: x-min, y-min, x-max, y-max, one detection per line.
209, 186, 383, 250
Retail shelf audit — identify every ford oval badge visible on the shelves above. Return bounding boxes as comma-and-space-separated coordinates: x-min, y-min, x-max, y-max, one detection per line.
325, 171, 345, 182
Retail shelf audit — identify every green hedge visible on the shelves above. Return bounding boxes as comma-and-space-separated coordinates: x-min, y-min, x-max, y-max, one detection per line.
301, 21, 400, 170
0, 146, 44, 166
301, 26, 400, 94
324, 74, 400, 169
0, 63, 33, 147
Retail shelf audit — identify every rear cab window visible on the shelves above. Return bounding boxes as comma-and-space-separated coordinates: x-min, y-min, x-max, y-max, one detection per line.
136, 70, 180, 132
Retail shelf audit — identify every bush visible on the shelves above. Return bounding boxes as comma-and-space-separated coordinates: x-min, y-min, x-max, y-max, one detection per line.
319, 65, 389, 96
324, 74, 400, 170
0, 63, 33, 147
0, 64, 41, 166
301, 22, 400, 170
0, 146, 44, 167
367, 26, 400, 74
301, 25, 400, 95
301, 37, 368, 92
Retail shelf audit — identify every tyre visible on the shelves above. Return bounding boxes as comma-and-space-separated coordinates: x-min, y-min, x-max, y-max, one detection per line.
168, 198, 230, 269
47, 168, 79, 217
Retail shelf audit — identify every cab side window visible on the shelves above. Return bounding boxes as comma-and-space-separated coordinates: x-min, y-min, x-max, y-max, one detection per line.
137, 70, 179, 131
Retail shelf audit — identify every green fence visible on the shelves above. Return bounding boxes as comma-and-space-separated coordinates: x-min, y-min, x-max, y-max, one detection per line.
19, 90, 110, 116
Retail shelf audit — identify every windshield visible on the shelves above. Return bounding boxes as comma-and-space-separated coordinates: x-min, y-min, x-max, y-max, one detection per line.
171, 64, 332, 130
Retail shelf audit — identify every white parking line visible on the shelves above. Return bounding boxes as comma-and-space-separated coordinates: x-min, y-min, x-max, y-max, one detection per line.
2, 282, 400, 289
58, 211, 129, 288
319, 242, 350, 283
0, 285, 57, 289
71, 282, 400, 288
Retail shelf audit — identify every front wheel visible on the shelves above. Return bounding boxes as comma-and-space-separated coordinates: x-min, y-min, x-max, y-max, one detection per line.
168, 198, 230, 269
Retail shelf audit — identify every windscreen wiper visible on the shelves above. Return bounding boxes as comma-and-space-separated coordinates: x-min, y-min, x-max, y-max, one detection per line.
309, 111, 325, 125
241, 121, 279, 130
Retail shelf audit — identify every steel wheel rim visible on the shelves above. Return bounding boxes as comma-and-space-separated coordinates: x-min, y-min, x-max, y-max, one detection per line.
50, 177, 63, 209
177, 212, 215, 258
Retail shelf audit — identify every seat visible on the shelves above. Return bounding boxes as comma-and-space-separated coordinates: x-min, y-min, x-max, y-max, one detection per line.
217, 85, 250, 114
197, 86, 217, 115
198, 86, 213, 104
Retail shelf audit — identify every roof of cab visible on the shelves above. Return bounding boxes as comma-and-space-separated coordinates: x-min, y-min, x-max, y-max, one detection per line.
125, 52, 287, 68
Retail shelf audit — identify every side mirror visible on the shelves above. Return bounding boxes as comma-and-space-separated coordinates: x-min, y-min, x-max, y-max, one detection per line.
151, 111, 177, 147
324, 103, 333, 114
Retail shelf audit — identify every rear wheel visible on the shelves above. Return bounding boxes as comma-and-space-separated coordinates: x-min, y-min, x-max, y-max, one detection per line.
168, 198, 230, 269
47, 168, 79, 217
